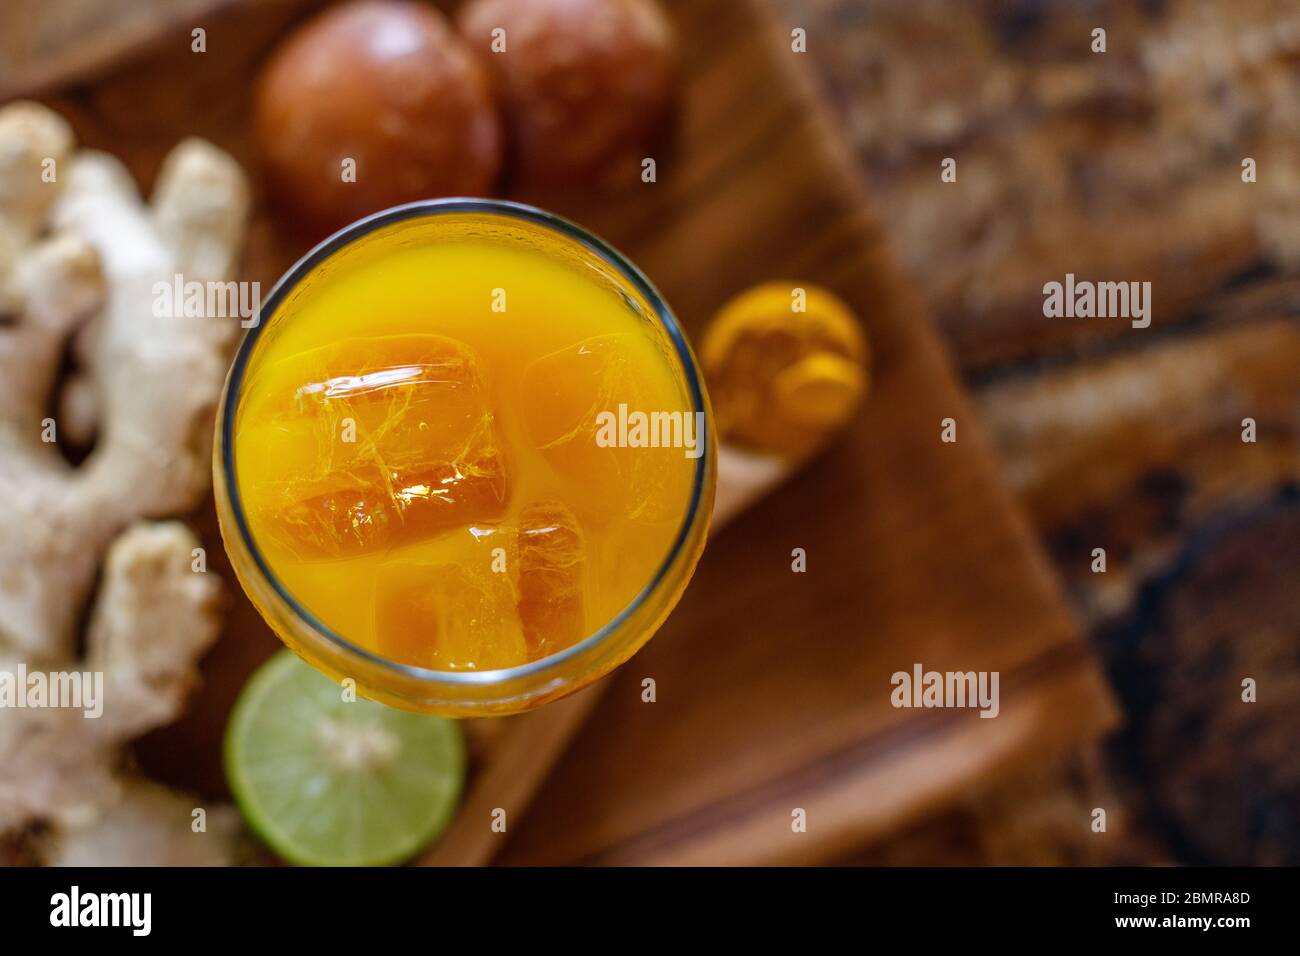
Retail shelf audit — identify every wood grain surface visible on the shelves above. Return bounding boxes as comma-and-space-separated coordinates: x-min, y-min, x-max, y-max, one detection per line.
798, 0, 1300, 371
3, 0, 1118, 866
780, 0, 1300, 865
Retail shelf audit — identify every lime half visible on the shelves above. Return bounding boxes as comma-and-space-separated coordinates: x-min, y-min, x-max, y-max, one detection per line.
225, 650, 466, 866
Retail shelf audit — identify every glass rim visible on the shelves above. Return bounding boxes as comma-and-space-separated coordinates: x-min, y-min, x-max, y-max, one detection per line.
220, 197, 712, 688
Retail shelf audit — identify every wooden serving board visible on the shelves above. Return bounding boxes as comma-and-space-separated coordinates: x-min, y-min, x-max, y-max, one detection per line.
493, 0, 1120, 865
5, 0, 1117, 866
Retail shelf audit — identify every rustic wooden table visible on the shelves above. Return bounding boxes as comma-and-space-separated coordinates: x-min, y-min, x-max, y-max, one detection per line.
768, 0, 1300, 865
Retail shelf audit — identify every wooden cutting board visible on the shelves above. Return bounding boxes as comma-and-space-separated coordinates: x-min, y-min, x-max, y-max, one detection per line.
3, 0, 1117, 866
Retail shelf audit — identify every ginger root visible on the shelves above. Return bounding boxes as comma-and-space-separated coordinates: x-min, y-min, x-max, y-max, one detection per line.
37, 779, 247, 867
0, 101, 250, 864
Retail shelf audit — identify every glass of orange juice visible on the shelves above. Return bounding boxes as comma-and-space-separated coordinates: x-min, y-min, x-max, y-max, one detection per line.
215, 200, 715, 715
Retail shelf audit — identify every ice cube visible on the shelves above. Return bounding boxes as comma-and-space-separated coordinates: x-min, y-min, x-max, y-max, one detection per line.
242, 334, 509, 558
518, 501, 587, 659
373, 526, 526, 672
521, 335, 685, 525
371, 502, 589, 672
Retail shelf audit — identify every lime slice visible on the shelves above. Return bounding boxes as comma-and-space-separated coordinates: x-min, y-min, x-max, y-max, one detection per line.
225, 650, 466, 866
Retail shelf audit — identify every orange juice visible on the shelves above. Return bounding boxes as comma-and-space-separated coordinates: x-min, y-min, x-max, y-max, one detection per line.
230, 209, 704, 675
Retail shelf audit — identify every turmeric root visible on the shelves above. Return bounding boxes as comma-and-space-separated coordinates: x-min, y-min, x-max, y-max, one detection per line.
702, 281, 869, 459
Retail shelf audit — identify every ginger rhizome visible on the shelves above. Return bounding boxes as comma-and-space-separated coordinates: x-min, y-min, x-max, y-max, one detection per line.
0, 101, 250, 864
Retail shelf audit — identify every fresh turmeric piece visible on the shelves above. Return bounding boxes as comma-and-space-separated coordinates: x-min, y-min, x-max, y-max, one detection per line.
702, 281, 868, 458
